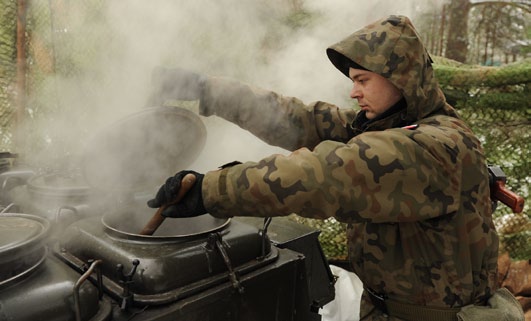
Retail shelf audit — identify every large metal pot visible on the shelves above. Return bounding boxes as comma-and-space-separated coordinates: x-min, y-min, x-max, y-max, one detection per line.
0, 213, 50, 287
19, 172, 97, 222
0, 213, 110, 321
57, 205, 275, 306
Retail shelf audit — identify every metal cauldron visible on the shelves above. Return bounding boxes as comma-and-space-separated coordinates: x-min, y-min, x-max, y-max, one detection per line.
57, 207, 273, 306
0, 213, 110, 321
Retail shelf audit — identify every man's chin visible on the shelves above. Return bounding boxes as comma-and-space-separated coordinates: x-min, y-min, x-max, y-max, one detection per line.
365, 112, 376, 120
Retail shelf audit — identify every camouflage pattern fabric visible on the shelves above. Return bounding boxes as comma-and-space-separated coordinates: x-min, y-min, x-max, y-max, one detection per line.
199, 15, 501, 320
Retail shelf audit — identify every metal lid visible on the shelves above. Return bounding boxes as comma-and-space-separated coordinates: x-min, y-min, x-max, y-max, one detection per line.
81, 106, 206, 192
0, 214, 50, 256
0, 214, 50, 286
27, 172, 92, 198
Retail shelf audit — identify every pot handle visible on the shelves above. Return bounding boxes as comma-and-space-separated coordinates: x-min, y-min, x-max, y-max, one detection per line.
73, 259, 103, 321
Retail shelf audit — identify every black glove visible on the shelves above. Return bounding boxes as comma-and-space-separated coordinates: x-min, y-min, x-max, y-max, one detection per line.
146, 67, 206, 107
147, 170, 207, 218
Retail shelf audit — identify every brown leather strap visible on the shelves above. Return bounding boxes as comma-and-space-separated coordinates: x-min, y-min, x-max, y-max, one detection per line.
366, 288, 460, 321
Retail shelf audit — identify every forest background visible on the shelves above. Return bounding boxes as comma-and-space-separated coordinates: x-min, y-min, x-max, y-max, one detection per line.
0, 0, 529, 260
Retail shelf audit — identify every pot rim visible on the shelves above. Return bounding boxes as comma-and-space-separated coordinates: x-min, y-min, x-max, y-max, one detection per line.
101, 213, 231, 240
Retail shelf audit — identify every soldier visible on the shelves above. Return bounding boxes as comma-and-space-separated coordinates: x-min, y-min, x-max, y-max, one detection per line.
147, 15, 524, 320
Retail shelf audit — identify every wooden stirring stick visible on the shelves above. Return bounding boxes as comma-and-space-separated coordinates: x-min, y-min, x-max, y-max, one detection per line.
139, 173, 197, 235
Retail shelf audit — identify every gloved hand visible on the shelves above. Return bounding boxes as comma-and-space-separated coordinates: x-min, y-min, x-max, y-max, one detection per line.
146, 67, 206, 107
147, 170, 207, 218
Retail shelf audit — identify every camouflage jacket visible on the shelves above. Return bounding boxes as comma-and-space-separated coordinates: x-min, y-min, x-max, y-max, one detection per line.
199, 15, 499, 320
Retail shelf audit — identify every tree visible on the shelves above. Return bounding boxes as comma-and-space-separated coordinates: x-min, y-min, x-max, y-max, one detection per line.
469, 2, 530, 64
446, 0, 471, 62
444, 0, 530, 64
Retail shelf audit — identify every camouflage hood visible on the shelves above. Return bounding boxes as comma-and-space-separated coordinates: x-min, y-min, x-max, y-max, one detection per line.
327, 15, 458, 129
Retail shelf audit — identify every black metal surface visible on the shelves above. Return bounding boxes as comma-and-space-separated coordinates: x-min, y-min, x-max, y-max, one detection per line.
0, 166, 329, 320
0, 254, 110, 321
57, 217, 275, 304
0, 214, 108, 321
0, 211, 327, 320
106, 247, 308, 321
235, 217, 336, 311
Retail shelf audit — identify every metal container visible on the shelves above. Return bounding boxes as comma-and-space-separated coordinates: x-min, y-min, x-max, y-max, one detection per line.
7, 172, 100, 232
0, 153, 34, 207
0, 213, 50, 284
0, 213, 111, 321
54, 210, 330, 321
236, 216, 336, 312
56, 210, 275, 306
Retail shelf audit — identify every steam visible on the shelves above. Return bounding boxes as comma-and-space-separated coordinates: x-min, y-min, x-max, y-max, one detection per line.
20, 0, 424, 185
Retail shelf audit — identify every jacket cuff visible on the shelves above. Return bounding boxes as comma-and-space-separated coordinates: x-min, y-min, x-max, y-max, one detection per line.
202, 168, 233, 218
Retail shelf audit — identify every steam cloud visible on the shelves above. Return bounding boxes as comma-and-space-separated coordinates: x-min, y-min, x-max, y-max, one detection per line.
21, 0, 428, 190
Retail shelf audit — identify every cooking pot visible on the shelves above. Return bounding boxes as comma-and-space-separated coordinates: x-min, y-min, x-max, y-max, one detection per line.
0, 213, 111, 321
0, 213, 50, 287
20, 172, 96, 221
58, 210, 275, 305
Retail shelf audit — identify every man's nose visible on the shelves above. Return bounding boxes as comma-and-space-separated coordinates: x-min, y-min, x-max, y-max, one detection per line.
350, 84, 361, 99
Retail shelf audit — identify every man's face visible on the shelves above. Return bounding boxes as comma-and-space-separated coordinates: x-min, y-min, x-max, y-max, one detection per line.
348, 67, 403, 120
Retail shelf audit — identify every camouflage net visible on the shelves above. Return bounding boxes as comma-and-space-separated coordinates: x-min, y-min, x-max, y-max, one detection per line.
290, 209, 531, 262
0, 0, 529, 261
495, 213, 531, 261
287, 214, 349, 261
435, 57, 530, 261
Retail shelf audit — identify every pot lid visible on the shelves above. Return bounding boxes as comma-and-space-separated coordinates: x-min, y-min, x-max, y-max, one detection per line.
81, 106, 206, 192
27, 172, 92, 197
0, 214, 50, 286
0, 214, 50, 256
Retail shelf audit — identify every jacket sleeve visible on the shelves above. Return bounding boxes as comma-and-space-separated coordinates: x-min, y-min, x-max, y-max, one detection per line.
202, 119, 477, 223
199, 76, 356, 151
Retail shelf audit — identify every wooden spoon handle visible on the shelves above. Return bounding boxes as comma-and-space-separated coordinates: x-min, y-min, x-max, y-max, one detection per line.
139, 173, 197, 235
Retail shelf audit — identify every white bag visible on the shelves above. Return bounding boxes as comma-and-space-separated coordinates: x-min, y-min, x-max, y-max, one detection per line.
320, 265, 364, 321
